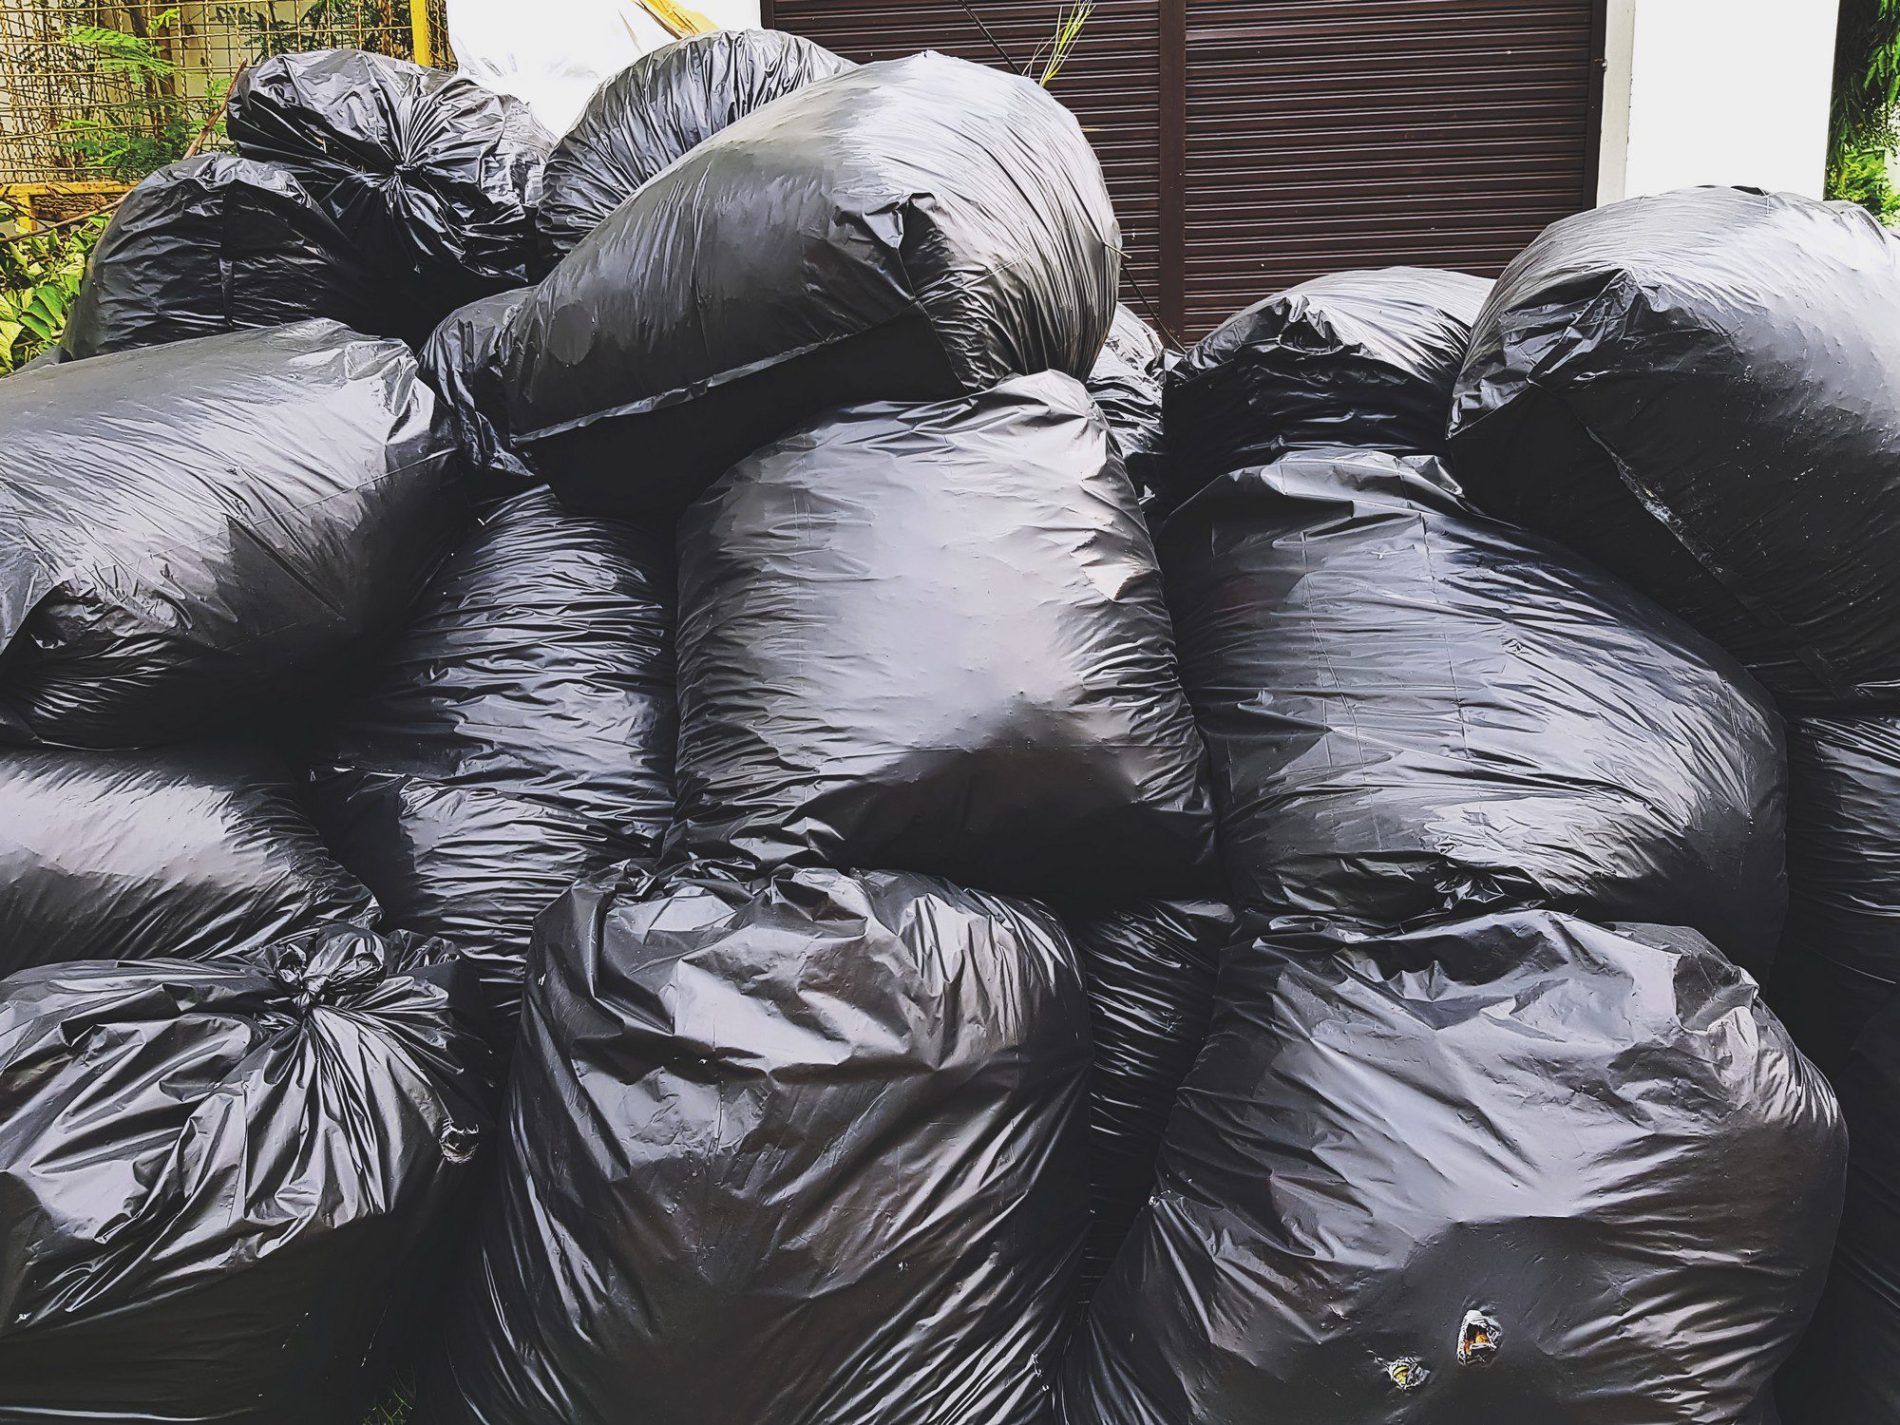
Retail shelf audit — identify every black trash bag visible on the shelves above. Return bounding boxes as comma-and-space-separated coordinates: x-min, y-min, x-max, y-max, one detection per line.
1162, 267, 1491, 505
423, 862, 1091, 1425
536, 29, 855, 262
1776, 995, 1900, 1425
309, 488, 675, 1029
505, 51, 1121, 519
1062, 911, 1847, 1425
420, 287, 539, 495
58, 154, 388, 360
0, 321, 458, 749
667, 372, 1217, 901
0, 924, 495, 1425
1088, 304, 1170, 494
1768, 716, 1900, 1081
1066, 898, 1233, 1299
0, 744, 375, 976
226, 49, 552, 329
1449, 187, 1900, 709
1159, 449, 1788, 975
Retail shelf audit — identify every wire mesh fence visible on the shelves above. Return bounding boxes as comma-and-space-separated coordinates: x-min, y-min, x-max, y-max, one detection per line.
0, 0, 452, 204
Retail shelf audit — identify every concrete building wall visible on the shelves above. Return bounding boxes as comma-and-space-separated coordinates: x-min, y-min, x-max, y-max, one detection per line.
1598, 0, 1840, 203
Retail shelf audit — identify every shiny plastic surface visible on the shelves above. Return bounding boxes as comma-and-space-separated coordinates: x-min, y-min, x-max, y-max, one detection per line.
1160, 448, 1787, 974
0, 744, 375, 975
666, 371, 1217, 901
536, 29, 854, 261
1163, 267, 1490, 504
1066, 897, 1233, 1298
424, 863, 1090, 1425
309, 488, 675, 1028
0, 322, 457, 749
505, 51, 1121, 517
420, 287, 539, 494
227, 49, 552, 330
1087, 303, 1169, 494
59, 154, 387, 359
1450, 187, 1900, 709
1777, 995, 1900, 1424
1063, 911, 1846, 1425
1769, 716, 1900, 1079
0, 925, 496, 1424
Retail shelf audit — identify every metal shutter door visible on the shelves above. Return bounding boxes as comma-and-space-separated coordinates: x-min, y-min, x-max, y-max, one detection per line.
765, 0, 1168, 327
1181, 0, 1601, 335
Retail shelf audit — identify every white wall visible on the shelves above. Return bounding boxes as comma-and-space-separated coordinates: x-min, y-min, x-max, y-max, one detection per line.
1598, 0, 1839, 204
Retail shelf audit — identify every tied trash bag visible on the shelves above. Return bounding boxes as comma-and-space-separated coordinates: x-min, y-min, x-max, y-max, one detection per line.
1162, 267, 1490, 504
226, 49, 553, 328
1087, 304, 1170, 494
424, 863, 1091, 1425
0, 745, 375, 976
1062, 911, 1847, 1425
536, 29, 855, 261
1776, 995, 1900, 1425
1768, 716, 1900, 1080
0, 321, 457, 749
59, 154, 386, 359
1449, 186, 1900, 709
1160, 449, 1787, 975
1067, 898, 1233, 1297
506, 51, 1121, 518
667, 372, 1217, 902
0, 925, 495, 1425
309, 488, 675, 1028
421, 287, 539, 495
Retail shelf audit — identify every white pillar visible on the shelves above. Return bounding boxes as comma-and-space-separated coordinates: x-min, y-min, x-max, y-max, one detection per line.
1597, 0, 1840, 204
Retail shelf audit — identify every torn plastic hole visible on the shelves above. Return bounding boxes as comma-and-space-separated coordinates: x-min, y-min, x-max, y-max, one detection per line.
1458, 1309, 1502, 1366
1384, 1356, 1430, 1392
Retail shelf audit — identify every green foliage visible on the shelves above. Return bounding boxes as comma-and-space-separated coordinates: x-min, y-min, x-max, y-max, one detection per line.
55, 11, 223, 182
1834, 0, 1900, 164
0, 203, 108, 374
1830, 141, 1900, 222
214, 0, 416, 63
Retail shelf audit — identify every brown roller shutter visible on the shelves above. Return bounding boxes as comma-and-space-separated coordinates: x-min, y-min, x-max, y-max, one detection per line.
768, 0, 1602, 341
1180, 0, 1601, 335
763, 0, 1171, 332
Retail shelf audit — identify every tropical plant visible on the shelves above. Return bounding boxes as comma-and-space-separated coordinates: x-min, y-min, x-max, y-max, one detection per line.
56, 9, 224, 181
0, 202, 108, 373
1830, 0, 1900, 220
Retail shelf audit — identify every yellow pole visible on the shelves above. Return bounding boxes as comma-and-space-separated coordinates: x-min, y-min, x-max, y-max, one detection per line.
409, 0, 435, 68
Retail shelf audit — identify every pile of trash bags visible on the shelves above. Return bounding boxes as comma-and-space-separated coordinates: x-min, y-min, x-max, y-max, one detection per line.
0, 27, 1877, 1425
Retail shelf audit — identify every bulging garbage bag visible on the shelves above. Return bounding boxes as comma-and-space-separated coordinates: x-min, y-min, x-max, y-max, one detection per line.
58, 154, 387, 359
226, 49, 552, 328
536, 29, 854, 262
0, 321, 458, 749
505, 51, 1121, 518
420, 287, 538, 495
1063, 911, 1847, 1425
309, 488, 674, 1028
1160, 448, 1787, 975
0, 744, 375, 976
0, 925, 495, 1425
424, 863, 1090, 1425
1769, 716, 1900, 1080
1162, 267, 1490, 505
1067, 898, 1233, 1297
1088, 304, 1169, 493
1449, 186, 1900, 709
1776, 994, 1900, 1425
667, 372, 1216, 901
